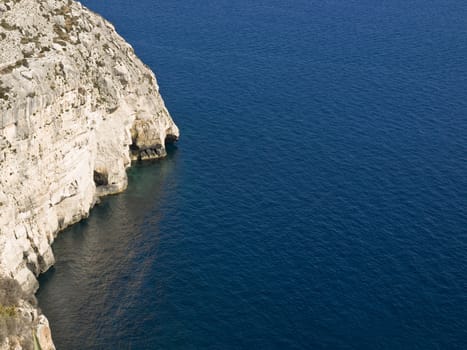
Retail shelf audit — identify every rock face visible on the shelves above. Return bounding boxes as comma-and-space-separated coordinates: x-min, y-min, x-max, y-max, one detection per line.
0, 0, 179, 347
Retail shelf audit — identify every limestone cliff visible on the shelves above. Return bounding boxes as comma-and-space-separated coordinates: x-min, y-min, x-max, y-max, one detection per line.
0, 0, 179, 348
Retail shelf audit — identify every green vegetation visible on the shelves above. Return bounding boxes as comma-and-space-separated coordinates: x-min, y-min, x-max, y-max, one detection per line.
33, 333, 43, 350
53, 23, 70, 43
0, 19, 19, 31
0, 277, 38, 349
0, 305, 16, 317
0, 81, 11, 101
20, 34, 41, 46
51, 1, 80, 46
0, 58, 28, 75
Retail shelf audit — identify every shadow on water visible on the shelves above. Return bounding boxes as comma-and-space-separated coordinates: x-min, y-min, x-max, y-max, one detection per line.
37, 147, 179, 350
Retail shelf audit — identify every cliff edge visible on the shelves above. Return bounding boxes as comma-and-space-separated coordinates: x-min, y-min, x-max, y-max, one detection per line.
0, 0, 179, 348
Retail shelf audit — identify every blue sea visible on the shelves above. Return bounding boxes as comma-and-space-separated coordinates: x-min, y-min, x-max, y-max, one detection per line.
37, 0, 467, 349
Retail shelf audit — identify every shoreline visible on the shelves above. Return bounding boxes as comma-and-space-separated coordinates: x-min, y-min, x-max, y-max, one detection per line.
0, 0, 179, 348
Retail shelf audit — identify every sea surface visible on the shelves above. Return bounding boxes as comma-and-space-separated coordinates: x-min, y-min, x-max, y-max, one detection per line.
37, 0, 467, 349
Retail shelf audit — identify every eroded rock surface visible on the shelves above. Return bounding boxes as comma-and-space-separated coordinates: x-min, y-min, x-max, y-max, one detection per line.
0, 0, 179, 347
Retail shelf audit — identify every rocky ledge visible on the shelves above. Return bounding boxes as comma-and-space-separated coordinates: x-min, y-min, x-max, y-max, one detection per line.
0, 0, 179, 348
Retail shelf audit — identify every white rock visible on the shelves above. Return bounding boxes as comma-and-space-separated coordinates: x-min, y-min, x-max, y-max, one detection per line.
36, 315, 56, 350
20, 70, 33, 80
0, 0, 179, 348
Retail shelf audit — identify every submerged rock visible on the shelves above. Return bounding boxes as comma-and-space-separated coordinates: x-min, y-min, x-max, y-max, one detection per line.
0, 0, 179, 347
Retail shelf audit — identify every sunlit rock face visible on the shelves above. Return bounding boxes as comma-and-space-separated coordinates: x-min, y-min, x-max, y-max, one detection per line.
0, 0, 178, 347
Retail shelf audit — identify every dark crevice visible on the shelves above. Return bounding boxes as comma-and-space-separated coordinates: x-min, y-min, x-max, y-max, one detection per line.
165, 134, 178, 144
93, 171, 108, 187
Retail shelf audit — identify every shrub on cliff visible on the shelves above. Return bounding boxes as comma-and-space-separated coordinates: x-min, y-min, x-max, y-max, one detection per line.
0, 277, 37, 307
0, 277, 37, 349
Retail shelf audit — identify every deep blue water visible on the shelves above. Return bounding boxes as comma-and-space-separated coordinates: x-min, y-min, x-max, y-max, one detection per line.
36, 0, 467, 349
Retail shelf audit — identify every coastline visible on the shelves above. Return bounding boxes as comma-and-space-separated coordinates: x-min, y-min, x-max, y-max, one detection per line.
0, 0, 178, 348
